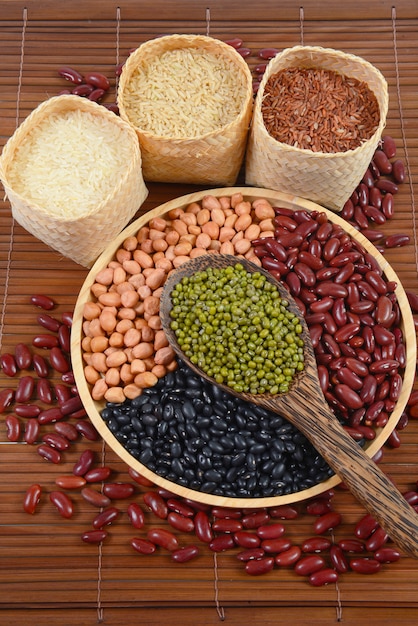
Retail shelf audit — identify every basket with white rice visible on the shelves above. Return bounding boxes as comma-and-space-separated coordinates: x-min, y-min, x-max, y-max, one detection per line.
117, 34, 253, 185
0, 95, 148, 267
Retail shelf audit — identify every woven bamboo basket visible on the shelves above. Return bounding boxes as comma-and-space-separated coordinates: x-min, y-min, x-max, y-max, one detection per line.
117, 34, 253, 185
0, 95, 148, 268
71, 188, 416, 509
245, 46, 389, 212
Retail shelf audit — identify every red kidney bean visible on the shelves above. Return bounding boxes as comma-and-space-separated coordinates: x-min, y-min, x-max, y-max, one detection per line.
75, 419, 99, 440
6, 414, 21, 442
334, 384, 363, 410
84, 71, 110, 91
37, 443, 61, 464
93, 506, 120, 529
24, 418, 40, 444
275, 545, 302, 567
58, 66, 84, 84
57, 324, 71, 353
23, 483, 42, 514
369, 359, 399, 374
82, 529, 108, 543
73, 449, 95, 476
166, 498, 194, 518
33, 354, 49, 378
256, 523, 285, 540
84, 466, 111, 483
405, 291, 418, 314
310, 296, 333, 314
1, 353, 18, 377
55, 475, 86, 489
242, 511, 270, 529
305, 498, 332, 516
61, 311, 73, 327
261, 538, 292, 554
32, 334, 59, 349
403, 491, 418, 505
236, 47, 251, 58
72, 83, 95, 96
384, 233, 410, 248
373, 149, 392, 175
391, 159, 405, 183
81, 487, 111, 508
380, 192, 394, 219
374, 547, 401, 563
334, 262, 355, 284
42, 432, 70, 451
36, 378, 54, 404
334, 322, 360, 343
350, 557, 381, 574
147, 528, 179, 552
194, 510, 214, 543
237, 548, 265, 562
30, 294, 55, 310
313, 511, 342, 534
127, 502, 145, 529
269, 505, 299, 520
309, 568, 338, 587
363, 204, 386, 225
49, 346, 70, 373
294, 554, 326, 576
294, 262, 316, 287
245, 556, 275, 576
102, 482, 135, 500
365, 526, 388, 552
330, 545, 349, 573
50, 491, 73, 518
381, 135, 396, 158
168, 511, 195, 533
171, 545, 200, 563
354, 514, 379, 539
37, 313, 60, 332
62, 371, 75, 385
14, 343, 32, 369
131, 537, 157, 554
0, 387, 14, 413
127, 467, 154, 487
212, 518, 242, 533
59, 395, 83, 416
209, 534, 235, 552
15, 404, 41, 418
54, 384, 71, 405
336, 367, 363, 391
322, 237, 340, 260
386, 429, 401, 448
301, 536, 332, 553
143, 491, 168, 519
38, 407, 64, 424
210, 506, 242, 519
233, 531, 261, 549
338, 538, 365, 553
224, 37, 243, 49
315, 282, 348, 298
258, 47, 279, 60
375, 178, 398, 194
88, 88, 105, 102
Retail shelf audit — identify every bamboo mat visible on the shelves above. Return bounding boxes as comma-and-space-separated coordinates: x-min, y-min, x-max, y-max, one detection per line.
1, 1, 418, 624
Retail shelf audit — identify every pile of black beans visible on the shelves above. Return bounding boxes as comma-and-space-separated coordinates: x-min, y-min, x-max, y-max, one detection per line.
102, 359, 334, 498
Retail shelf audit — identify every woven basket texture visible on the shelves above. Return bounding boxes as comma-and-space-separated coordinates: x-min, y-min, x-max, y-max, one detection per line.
0, 95, 148, 267
245, 46, 389, 212
117, 34, 253, 186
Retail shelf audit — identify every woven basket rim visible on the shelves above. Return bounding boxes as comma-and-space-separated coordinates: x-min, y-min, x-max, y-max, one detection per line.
0, 94, 143, 223
253, 44, 389, 157
117, 33, 254, 143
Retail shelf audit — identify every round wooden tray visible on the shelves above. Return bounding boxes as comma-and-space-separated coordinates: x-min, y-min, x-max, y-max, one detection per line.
71, 187, 417, 508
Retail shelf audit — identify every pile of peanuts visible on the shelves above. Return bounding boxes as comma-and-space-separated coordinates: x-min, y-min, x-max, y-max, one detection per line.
82, 192, 275, 404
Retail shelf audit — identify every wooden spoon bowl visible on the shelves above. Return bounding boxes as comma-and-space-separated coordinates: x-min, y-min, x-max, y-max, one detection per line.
160, 253, 418, 559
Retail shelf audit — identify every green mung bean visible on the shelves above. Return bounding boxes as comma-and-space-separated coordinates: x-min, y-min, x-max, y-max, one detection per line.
169, 263, 304, 394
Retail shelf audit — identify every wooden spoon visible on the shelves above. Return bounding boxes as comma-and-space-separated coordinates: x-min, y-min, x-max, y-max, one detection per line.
160, 253, 418, 559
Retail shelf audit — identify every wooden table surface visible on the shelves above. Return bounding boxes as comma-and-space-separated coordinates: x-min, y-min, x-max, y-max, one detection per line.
1, 1, 418, 624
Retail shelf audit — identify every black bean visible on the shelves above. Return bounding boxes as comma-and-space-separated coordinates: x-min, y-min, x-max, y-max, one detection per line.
101, 359, 333, 498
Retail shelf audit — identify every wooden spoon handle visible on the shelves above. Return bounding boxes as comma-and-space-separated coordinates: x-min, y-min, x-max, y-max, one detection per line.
274, 393, 418, 559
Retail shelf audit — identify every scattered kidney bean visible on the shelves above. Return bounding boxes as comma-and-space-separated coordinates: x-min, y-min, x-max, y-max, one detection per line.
168, 511, 195, 533
131, 537, 157, 554
33, 354, 49, 378
92, 506, 121, 529
194, 510, 214, 543
49, 346, 70, 373
38, 407, 63, 425
42, 432, 70, 451
82, 529, 108, 543
75, 420, 99, 441
58, 66, 84, 84
73, 449, 95, 476
209, 534, 235, 552
147, 528, 179, 551
37, 378, 54, 404
309, 568, 338, 586
6, 414, 21, 441
374, 547, 401, 563
301, 536, 332, 553
30, 294, 55, 310
55, 475, 86, 489
354, 514, 379, 539
245, 556, 275, 576
349, 557, 381, 574
127, 503, 145, 529
171, 545, 200, 563
24, 418, 40, 444
37, 313, 61, 332
143, 491, 168, 519
84, 466, 112, 483
23, 483, 42, 514
0, 353, 18, 377
50, 491, 74, 518
81, 487, 111, 508
37, 443, 61, 464
313, 511, 342, 534
0, 387, 15, 412
294, 554, 326, 576
103, 482, 135, 499
330, 545, 349, 573
14, 343, 32, 370
275, 545, 302, 567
